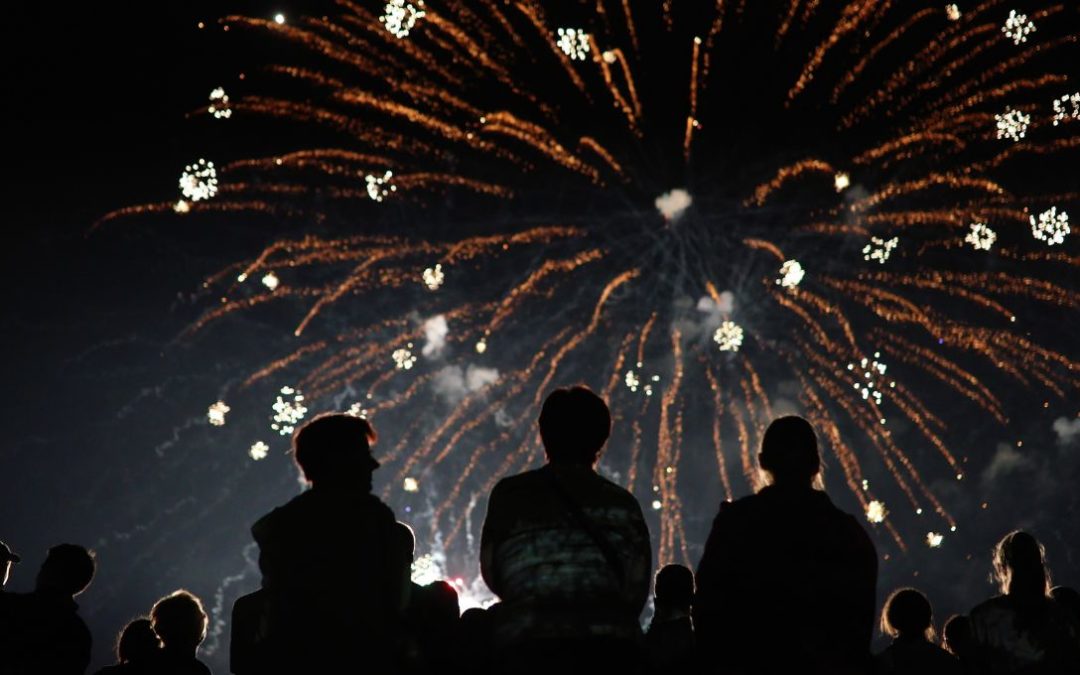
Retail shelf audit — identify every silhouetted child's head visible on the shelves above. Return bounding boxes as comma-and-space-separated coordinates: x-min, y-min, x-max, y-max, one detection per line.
881, 588, 934, 641
538, 385, 611, 465
993, 530, 1051, 598
116, 617, 161, 664
942, 614, 972, 658
36, 544, 96, 598
293, 413, 379, 487
1050, 586, 1080, 624
151, 590, 208, 653
759, 416, 820, 487
654, 564, 694, 613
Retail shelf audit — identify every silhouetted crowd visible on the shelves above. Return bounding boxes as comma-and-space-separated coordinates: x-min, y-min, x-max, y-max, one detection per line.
1, 385, 1078, 674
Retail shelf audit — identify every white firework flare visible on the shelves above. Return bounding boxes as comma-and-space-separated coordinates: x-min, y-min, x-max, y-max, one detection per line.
179, 159, 218, 202
411, 552, 442, 585
995, 107, 1030, 141
403, 477, 420, 493
713, 321, 744, 352
927, 532, 945, 548
208, 87, 232, 119
1001, 10, 1035, 45
380, 0, 426, 39
365, 170, 396, 202
1030, 207, 1070, 246
945, 4, 961, 21
346, 403, 368, 418
393, 344, 418, 370
834, 172, 850, 192
625, 363, 659, 396
776, 259, 805, 288
249, 441, 270, 460
862, 236, 899, 264
173, 199, 190, 214
422, 264, 445, 290
1052, 92, 1080, 126
271, 386, 308, 436
556, 28, 590, 61
847, 352, 895, 408
207, 400, 231, 427
965, 222, 997, 251
866, 500, 888, 523
261, 271, 280, 290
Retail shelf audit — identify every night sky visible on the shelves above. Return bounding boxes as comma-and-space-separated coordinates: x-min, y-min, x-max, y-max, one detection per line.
3, 3, 1078, 673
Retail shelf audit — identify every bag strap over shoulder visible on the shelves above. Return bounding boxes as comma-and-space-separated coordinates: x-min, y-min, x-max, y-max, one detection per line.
543, 468, 627, 589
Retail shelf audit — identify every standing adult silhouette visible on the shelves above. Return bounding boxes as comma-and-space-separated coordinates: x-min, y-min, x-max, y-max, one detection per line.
248, 413, 409, 674
480, 385, 652, 674
694, 416, 878, 675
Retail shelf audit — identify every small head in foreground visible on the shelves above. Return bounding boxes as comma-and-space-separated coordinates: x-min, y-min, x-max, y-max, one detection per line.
654, 564, 695, 613
151, 590, 208, 653
35, 543, 96, 598
115, 617, 161, 664
0, 539, 19, 588
881, 587, 934, 641
1050, 586, 1080, 624
992, 530, 1051, 598
758, 416, 820, 488
538, 385, 611, 466
942, 614, 972, 658
293, 413, 379, 489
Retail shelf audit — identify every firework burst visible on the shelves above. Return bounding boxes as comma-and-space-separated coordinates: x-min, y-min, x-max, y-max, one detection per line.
104, 1, 1079, 569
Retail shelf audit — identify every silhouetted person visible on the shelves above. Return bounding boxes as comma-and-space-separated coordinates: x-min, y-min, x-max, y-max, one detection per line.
480, 385, 652, 674
150, 590, 211, 675
943, 615, 975, 673
0, 540, 18, 591
250, 413, 409, 674
229, 589, 268, 675
92, 617, 161, 675
875, 588, 960, 675
396, 522, 460, 672
968, 531, 1080, 674
0, 543, 95, 675
694, 416, 878, 675
646, 564, 695, 674
1050, 586, 1080, 626
456, 607, 493, 673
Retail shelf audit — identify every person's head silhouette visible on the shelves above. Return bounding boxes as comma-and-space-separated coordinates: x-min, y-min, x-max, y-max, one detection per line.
993, 530, 1051, 598
395, 521, 416, 563
538, 385, 611, 466
151, 590, 208, 655
115, 617, 160, 664
758, 416, 820, 488
942, 614, 972, 658
293, 413, 379, 489
35, 543, 95, 598
880, 587, 934, 641
654, 564, 694, 613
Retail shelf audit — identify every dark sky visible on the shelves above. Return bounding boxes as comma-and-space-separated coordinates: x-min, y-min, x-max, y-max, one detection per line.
2, 3, 1078, 673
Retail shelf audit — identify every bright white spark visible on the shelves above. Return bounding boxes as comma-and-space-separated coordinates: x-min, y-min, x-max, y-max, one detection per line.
174, 199, 190, 214
965, 222, 997, 251
411, 553, 441, 586
346, 403, 368, 418
847, 352, 894, 406
1002, 10, 1035, 45
249, 441, 270, 461
927, 532, 945, 548
713, 321, 744, 352
862, 236, 899, 264
380, 0, 426, 39
624, 370, 641, 391
1052, 92, 1080, 126
393, 344, 418, 370
866, 500, 888, 524
403, 477, 420, 493
271, 386, 308, 436
655, 189, 692, 222
995, 107, 1030, 142
475, 338, 487, 354
207, 401, 231, 427
208, 87, 232, 119
1030, 207, 1070, 246
365, 170, 396, 202
274, 13, 286, 25
179, 159, 218, 202
602, 50, 617, 64
261, 271, 280, 290
834, 172, 850, 192
422, 264, 445, 290
651, 500, 663, 510
556, 28, 590, 61
945, 4, 961, 21
776, 260, 805, 288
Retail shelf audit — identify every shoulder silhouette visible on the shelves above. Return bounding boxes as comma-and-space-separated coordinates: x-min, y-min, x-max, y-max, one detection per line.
875, 587, 960, 675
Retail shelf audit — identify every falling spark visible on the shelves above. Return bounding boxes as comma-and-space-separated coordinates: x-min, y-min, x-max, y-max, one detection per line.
261, 272, 280, 290
1030, 207, 1070, 246
274, 13, 286, 25
862, 236, 899, 264
945, 4, 961, 22
847, 352, 894, 406
867, 500, 888, 523
249, 441, 270, 460
651, 499, 663, 510
173, 200, 190, 214
208, 87, 232, 119
270, 386, 307, 436
834, 172, 851, 192
995, 108, 1031, 142
475, 338, 487, 354
346, 403, 368, 418
365, 170, 396, 202
393, 344, 418, 370
1052, 93, 1080, 126
927, 532, 945, 548
776, 260, 806, 288
713, 321, 744, 352
964, 223, 997, 251
403, 477, 420, 492
207, 401, 230, 426
380, 0, 426, 39
422, 264, 445, 290
179, 159, 218, 202
556, 28, 590, 61
1001, 10, 1035, 45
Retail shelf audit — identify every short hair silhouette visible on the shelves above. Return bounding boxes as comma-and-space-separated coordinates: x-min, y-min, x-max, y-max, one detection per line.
293, 413, 379, 484
942, 614, 972, 657
654, 564, 694, 609
538, 385, 611, 463
992, 530, 1051, 597
37, 543, 96, 597
151, 590, 208, 651
881, 587, 934, 640
759, 416, 820, 484
115, 617, 160, 663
